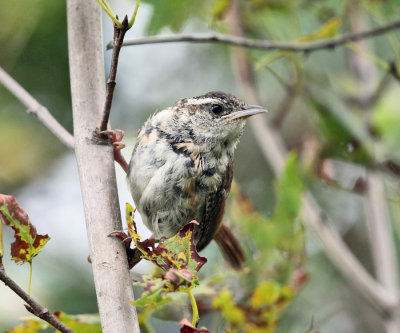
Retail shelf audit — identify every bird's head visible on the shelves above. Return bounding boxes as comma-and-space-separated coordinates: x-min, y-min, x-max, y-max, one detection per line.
171, 91, 268, 146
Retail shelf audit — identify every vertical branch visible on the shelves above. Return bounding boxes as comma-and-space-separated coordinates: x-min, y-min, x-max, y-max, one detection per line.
66, 1, 139, 332
347, 3, 400, 331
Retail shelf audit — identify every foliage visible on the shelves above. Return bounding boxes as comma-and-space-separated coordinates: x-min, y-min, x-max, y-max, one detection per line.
208, 153, 306, 332
3, 0, 400, 332
229, 153, 305, 285
213, 282, 295, 333
125, 204, 207, 329
7, 313, 101, 333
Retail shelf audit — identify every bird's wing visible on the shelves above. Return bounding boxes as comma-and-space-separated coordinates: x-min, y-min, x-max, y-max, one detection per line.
196, 158, 233, 251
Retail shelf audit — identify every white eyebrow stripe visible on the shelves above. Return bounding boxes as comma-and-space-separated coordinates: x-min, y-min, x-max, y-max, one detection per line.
186, 98, 220, 105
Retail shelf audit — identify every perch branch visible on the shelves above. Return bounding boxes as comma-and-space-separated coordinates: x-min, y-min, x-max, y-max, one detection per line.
0, 66, 74, 149
109, 19, 400, 53
67, 0, 139, 331
0, 268, 74, 333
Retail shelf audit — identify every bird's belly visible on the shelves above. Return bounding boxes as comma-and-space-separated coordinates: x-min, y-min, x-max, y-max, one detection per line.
128, 145, 207, 239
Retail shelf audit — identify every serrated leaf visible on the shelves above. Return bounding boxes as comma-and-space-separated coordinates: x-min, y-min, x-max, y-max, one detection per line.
0, 194, 50, 264
126, 203, 207, 276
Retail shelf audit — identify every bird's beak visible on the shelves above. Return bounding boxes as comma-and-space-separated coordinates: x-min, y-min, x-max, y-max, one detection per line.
221, 105, 268, 120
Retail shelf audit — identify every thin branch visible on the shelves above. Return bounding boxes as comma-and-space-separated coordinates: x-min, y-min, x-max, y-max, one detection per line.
0, 66, 74, 149
227, 0, 398, 316
108, 19, 400, 52
100, 16, 129, 132
0, 268, 74, 333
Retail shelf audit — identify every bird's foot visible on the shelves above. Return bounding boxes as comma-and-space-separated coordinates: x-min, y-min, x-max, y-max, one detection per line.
109, 230, 142, 269
99, 129, 129, 173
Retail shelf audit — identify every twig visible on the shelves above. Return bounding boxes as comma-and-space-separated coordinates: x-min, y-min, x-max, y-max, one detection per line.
0, 66, 74, 149
100, 16, 129, 132
227, 0, 398, 316
0, 268, 74, 333
109, 19, 400, 53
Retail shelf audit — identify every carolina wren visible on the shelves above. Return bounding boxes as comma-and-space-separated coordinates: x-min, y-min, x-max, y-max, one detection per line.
127, 91, 267, 268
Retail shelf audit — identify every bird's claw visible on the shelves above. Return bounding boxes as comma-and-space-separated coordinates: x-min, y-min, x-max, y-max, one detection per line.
99, 129, 129, 173
109, 231, 142, 269
109, 230, 132, 248
100, 129, 125, 150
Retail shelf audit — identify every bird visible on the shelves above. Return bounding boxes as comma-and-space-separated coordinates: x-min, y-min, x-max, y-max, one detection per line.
126, 91, 267, 269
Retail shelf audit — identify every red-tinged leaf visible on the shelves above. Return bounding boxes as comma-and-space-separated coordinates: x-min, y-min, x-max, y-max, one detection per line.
0, 194, 50, 264
125, 203, 207, 275
179, 318, 210, 333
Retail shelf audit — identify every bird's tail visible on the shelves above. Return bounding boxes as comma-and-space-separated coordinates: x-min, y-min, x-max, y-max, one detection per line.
214, 224, 245, 270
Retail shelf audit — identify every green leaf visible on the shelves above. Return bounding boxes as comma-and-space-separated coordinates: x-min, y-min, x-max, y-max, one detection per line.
372, 88, 400, 162
7, 313, 100, 333
54, 313, 101, 333
308, 96, 372, 165
141, 0, 208, 34
212, 0, 230, 20
6, 318, 46, 333
0, 194, 50, 264
132, 277, 172, 307
299, 17, 341, 42
274, 152, 304, 220
250, 281, 294, 309
212, 289, 245, 327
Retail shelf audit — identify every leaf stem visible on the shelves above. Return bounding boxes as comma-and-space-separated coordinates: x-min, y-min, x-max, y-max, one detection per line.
187, 288, 199, 327
96, 0, 123, 28
0, 220, 3, 257
128, 0, 141, 28
28, 261, 32, 295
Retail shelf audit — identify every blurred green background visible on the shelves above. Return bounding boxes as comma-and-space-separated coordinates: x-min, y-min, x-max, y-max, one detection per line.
1, 0, 400, 332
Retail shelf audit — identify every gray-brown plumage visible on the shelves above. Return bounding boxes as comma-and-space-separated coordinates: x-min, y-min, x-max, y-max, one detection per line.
127, 91, 267, 268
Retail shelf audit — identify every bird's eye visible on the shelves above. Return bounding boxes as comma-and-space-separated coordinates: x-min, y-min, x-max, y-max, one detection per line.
210, 104, 223, 115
